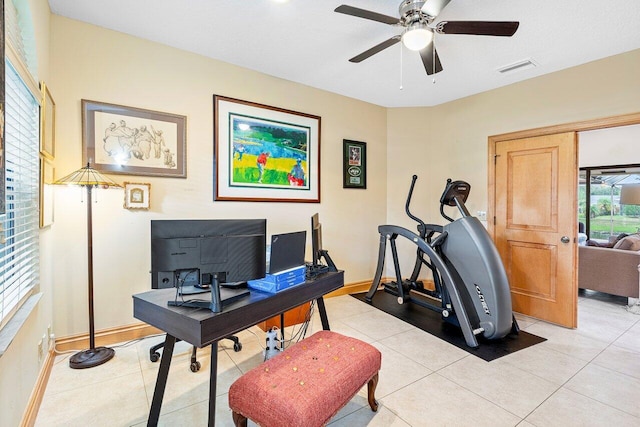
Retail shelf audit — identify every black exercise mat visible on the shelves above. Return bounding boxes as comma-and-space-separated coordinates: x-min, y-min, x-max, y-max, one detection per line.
352, 291, 546, 362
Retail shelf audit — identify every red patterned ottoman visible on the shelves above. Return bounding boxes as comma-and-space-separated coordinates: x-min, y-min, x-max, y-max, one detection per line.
228, 330, 382, 427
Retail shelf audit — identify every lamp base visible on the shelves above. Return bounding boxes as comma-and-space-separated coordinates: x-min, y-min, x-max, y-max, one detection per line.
69, 346, 115, 369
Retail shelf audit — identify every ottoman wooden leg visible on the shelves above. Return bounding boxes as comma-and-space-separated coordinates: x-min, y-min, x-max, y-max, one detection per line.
232, 411, 248, 427
367, 372, 379, 412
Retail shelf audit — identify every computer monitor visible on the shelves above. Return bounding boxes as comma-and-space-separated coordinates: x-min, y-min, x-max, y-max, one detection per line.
150, 219, 267, 293
269, 230, 306, 274
311, 213, 322, 266
310, 213, 337, 272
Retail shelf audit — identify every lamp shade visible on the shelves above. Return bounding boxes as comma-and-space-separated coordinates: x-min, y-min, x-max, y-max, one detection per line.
54, 162, 122, 188
620, 184, 640, 205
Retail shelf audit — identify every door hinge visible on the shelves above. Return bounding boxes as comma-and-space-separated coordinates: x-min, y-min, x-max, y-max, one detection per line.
493, 216, 496, 225
494, 154, 500, 165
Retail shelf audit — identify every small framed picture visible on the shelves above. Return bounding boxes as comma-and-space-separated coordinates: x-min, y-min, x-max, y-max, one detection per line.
343, 139, 366, 189
123, 182, 150, 210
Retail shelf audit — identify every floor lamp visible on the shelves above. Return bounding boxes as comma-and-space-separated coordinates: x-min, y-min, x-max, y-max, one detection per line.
620, 183, 640, 314
54, 162, 122, 368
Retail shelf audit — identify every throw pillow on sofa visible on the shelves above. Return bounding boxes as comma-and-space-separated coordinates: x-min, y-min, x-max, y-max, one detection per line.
613, 233, 640, 251
587, 233, 628, 248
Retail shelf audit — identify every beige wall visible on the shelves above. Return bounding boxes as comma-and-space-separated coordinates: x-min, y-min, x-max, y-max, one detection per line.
49, 16, 388, 337
386, 49, 640, 276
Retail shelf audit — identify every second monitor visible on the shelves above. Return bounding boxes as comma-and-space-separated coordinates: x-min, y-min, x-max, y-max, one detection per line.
268, 230, 306, 274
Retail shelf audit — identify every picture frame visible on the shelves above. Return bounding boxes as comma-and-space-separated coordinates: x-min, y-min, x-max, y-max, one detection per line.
343, 139, 367, 189
123, 182, 151, 210
82, 100, 186, 178
39, 156, 54, 228
213, 95, 321, 203
40, 82, 55, 160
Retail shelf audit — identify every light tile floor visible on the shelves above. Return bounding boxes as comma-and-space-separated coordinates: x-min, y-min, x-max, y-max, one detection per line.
36, 291, 640, 426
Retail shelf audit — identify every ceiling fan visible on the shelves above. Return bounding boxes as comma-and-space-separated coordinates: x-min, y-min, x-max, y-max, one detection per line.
335, 0, 519, 75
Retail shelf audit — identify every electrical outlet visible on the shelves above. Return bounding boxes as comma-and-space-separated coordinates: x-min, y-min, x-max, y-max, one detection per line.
476, 210, 487, 221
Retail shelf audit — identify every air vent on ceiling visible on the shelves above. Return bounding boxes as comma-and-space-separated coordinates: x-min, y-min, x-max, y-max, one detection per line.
497, 59, 537, 74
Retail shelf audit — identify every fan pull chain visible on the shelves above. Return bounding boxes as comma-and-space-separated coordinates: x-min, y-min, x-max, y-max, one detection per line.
432, 37, 436, 84
399, 42, 404, 90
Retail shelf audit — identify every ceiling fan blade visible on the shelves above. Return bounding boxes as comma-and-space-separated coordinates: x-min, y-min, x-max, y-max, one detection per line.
436, 21, 520, 36
421, 0, 451, 18
334, 5, 399, 25
349, 37, 401, 63
419, 42, 443, 75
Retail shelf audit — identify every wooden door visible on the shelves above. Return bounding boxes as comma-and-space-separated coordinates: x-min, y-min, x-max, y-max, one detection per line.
494, 132, 578, 327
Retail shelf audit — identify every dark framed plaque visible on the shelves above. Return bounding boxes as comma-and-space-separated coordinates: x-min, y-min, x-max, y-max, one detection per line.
342, 139, 366, 189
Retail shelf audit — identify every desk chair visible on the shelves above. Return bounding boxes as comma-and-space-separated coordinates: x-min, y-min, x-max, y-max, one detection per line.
149, 336, 242, 372
150, 278, 243, 372
149, 273, 246, 371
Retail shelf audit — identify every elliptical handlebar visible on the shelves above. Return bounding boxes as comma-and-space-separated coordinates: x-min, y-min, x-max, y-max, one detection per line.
406, 175, 445, 237
440, 202, 455, 223
406, 175, 427, 235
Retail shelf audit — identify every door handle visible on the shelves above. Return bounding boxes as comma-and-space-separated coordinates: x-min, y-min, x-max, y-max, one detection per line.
561, 236, 570, 244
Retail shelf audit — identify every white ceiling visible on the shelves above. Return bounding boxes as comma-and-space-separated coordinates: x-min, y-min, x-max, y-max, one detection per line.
47, 0, 640, 108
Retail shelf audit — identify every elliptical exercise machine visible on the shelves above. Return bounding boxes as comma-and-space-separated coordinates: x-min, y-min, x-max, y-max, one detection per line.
365, 176, 519, 348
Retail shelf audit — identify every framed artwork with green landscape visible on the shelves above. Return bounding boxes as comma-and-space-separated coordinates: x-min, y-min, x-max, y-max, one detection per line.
213, 95, 321, 202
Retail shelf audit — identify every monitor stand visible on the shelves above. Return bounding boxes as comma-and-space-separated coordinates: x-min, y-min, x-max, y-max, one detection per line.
167, 287, 251, 310
178, 285, 211, 296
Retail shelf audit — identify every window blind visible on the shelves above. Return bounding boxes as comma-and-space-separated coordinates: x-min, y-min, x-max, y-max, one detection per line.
0, 60, 40, 327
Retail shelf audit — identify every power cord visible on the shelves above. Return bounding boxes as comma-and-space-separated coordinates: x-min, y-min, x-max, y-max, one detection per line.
52, 332, 167, 364
172, 268, 202, 306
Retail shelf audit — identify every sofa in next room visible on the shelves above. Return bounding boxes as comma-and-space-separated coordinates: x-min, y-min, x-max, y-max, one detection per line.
579, 233, 640, 300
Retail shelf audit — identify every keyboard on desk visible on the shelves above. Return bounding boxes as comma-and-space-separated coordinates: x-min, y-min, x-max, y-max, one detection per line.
220, 281, 247, 289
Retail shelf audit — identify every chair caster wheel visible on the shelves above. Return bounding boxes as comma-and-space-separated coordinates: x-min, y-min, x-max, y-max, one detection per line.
234, 342, 242, 352
150, 352, 160, 363
190, 361, 201, 372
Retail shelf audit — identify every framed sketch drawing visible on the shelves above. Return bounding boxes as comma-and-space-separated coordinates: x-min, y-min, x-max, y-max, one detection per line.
213, 95, 321, 203
82, 100, 186, 178
123, 182, 150, 210
40, 82, 55, 159
39, 156, 54, 228
343, 139, 366, 189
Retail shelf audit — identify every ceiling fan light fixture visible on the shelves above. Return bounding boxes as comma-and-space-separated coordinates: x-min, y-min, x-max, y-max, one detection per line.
402, 23, 432, 51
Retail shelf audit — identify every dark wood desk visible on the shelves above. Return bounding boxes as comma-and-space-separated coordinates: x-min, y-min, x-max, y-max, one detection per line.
133, 271, 344, 426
